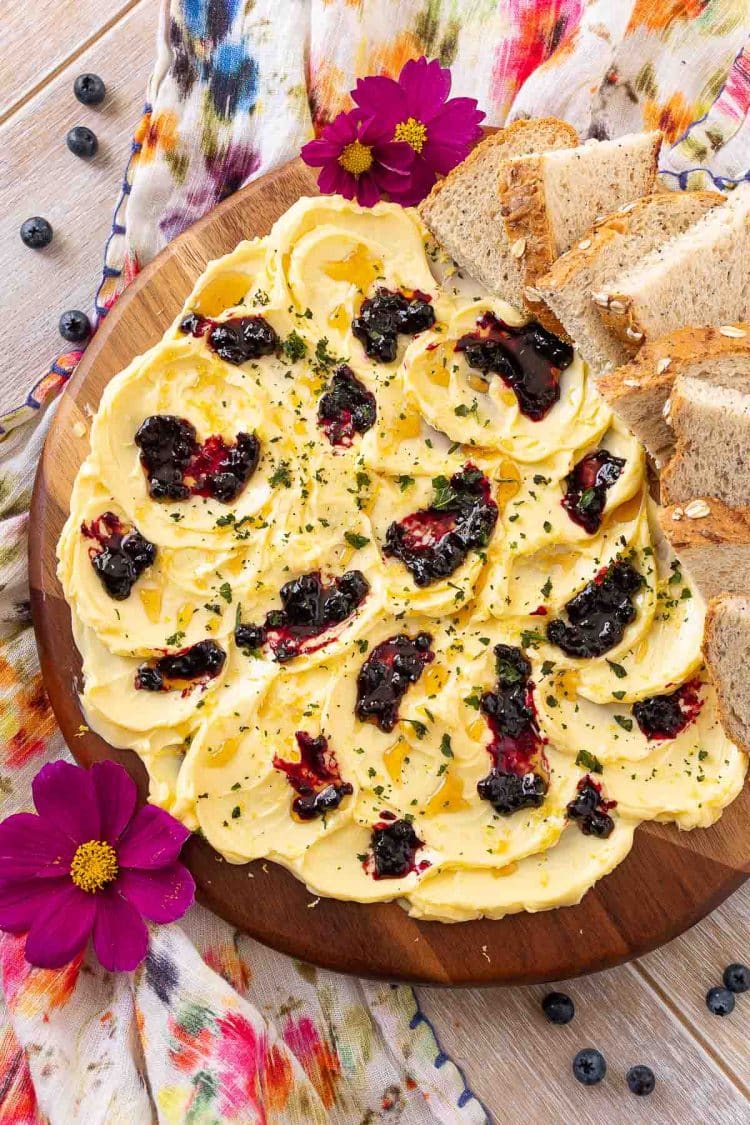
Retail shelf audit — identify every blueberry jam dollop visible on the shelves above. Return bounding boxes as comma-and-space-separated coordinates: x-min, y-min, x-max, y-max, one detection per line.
81, 512, 156, 600
356, 633, 433, 732
273, 731, 353, 820
633, 679, 703, 740
476, 644, 549, 816
352, 287, 435, 363
566, 775, 616, 838
134, 414, 260, 503
317, 364, 376, 447
180, 312, 278, 365
235, 570, 370, 663
562, 449, 626, 534
135, 639, 226, 691
369, 818, 424, 878
454, 311, 574, 421
546, 559, 644, 659
383, 465, 498, 587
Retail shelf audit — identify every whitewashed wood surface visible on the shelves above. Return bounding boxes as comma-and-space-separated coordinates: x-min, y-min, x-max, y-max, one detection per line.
1, 5, 748, 1121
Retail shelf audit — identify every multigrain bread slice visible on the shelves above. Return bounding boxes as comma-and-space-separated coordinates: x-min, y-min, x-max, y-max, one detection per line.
498, 131, 661, 325
596, 324, 750, 466
658, 498, 750, 599
535, 191, 723, 371
704, 595, 750, 750
661, 376, 750, 506
418, 118, 578, 308
596, 183, 750, 356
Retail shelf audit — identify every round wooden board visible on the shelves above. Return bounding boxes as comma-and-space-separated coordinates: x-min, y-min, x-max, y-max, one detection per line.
29, 157, 750, 986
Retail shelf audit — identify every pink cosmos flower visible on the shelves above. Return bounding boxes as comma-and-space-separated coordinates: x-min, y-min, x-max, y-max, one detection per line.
352, 56, 485, 206
0, 760, 194, 972
301, 108, 414, 207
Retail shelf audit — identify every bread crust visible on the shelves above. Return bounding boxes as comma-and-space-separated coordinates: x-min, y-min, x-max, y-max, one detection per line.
703, 596, 750, 753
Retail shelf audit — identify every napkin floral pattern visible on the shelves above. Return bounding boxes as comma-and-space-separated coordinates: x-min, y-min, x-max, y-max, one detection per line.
3, 1, 750, 1121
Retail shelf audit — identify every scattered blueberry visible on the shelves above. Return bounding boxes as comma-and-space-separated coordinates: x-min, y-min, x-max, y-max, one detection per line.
706, 986, 735, 1016
59, 309, 91, 343
626, 1065, 655, 1096
20, 216, 53, 249
542, 992, 575, 1025
572, 1048, 606, 1085
74, 73, 106, 106
723, 963, 750, 994
66, 125, 98, 158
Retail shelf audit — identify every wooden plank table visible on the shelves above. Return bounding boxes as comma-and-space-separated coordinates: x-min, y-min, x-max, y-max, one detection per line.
1, 6, 748, 1121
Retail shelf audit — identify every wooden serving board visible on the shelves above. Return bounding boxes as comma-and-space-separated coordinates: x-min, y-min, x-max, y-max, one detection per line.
29, 157, 750, 985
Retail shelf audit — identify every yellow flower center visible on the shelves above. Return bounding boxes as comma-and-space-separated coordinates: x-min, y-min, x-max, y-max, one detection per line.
394, 117, 427, 153
70, 840, 119, 894
338, 141, 374, 176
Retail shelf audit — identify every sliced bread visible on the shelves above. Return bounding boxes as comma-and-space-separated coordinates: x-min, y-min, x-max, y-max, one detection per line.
658, 498, 750, 599
704, 595, 750, 750
596, 183, 750, 355
498, 130, 661, 323
661, 375, 750, 507
535, 191, 722, 372
596, 325, 750, 466
418, 118, 578, 308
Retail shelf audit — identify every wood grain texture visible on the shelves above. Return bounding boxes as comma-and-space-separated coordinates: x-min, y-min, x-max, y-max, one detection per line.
28, 157, 750, 986
0, 0, 159, 414
0, 0, 143, 122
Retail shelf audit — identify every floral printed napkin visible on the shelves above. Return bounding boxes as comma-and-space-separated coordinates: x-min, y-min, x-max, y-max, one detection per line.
3, 1, 750, 1121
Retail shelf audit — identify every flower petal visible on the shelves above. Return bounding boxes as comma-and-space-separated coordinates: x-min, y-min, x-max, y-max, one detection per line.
356, 173, 382, 208
352, 75, 403, 131
387, 156, 438, 206
117, 804, 191, 870
32, 760, 100, 843
92, 889, 149, 972
92, 760, 137, 844
117, 864, 195, 923
0, 876, 71, 933
0, 812, 75, 879
317, 161, 349, 196
23, 881, 96, 969
376, 141, 415, 174
399, 57, 451, 121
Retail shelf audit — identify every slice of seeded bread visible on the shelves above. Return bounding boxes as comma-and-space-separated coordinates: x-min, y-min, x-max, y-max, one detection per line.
418, 118, 578, 309
662, 376, 750, 507
596, 325, 750, 467
535, 191, 722, 372
704, 595, 750, 750
658, 498, 750, 599
596, 183, 750, 356
498, 131, 661, 327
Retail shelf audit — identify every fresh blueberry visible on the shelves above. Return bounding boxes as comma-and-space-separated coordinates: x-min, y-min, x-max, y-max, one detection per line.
706, 986, 735, 1016
59, 309, 91, 343
542, 991, 575, 1025
626, 1065, 655, 1096
74, 73, 106, 105
66, 125, 98, 158
723, 963, 750, 993
572, 1048, 606, 1085
20, 216, 53, 249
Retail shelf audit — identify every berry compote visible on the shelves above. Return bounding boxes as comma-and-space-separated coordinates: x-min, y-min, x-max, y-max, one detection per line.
317, 364, 377, 446
368, 817, 425, 879
179, 312, 278, 365
81, 511, 156, 600
562, 450, 626, 534
134, 414, 260, 503
235, 570, 369, 663
352, 288, 435, 363
566, 775, 616, 838
355, 633, 433, 732
454, 311, 573, 421
383, 465, 498, 586
476, 644, 549, 816
135, 639, 226, 691
633, 679, 703, 740
546, 559, 644, 659
273, 731, 353, 820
